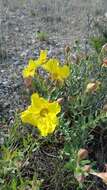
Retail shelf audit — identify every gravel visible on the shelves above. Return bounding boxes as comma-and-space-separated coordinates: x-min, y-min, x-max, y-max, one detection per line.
0, 0, 107, 122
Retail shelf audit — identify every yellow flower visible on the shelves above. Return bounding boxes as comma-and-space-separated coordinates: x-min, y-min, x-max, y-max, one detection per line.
22, 50, 47, 78
39, 50, 47, 64
22, 59, 39, 78
21, 93, 61, 136
85, 81, 101, 93
42, 59, 70, 82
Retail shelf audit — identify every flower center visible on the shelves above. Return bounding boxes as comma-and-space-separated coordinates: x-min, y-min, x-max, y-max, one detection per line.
53, 73, 58, 79
29, 68, 34, 72
40, 108, 49, 117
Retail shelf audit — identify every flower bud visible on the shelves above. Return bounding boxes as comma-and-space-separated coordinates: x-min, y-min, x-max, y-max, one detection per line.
102, 58, 107, 67
86, 83, 96, 92
65, 45, 71, 53
24, 77, 32, 88
57, 98, 63, 104
83, 165, 91, 173
85, 81, 101, 93
77, 148, 88, 161
101, 43, 107, 52
104, 164, 107, 172
103, 104, 107, 112
74, 174, 85, 183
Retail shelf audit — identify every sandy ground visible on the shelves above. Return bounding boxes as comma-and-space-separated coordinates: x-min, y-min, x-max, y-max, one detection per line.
0, 0, 107, 48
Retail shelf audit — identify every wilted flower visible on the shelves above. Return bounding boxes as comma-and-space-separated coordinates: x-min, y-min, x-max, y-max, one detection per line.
21, 93, 61, 136
42, 59, 70, 82
85, 81, 101, 93
91, 172, 107, 184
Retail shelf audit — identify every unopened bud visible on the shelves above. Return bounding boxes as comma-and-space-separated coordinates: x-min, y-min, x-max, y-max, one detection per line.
104, 164, 107, 172
24, 77, 32, 88
77, 149, 88, 161
83, 165, 91, 173
65, 45, 71, 53
57, 98, 63, 104
103, 58, 107, 64
75, 174, 85, 183
85, 81, 101, 93
101, 43, 107, 52
103, 104, 107, 112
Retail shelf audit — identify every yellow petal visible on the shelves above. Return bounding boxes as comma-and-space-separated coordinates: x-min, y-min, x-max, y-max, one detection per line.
60, 65, 70, 78
43, 59, 59, 71
37, 116, 58, 136
21, 109, 38, 126
43, 59, 69, 82
22, 59, 37, 78
28, 59, 36, 68
22, 68, 35, 78
48, 102, 61, 114
31, 93, 47, 110
39, 50, 47, 64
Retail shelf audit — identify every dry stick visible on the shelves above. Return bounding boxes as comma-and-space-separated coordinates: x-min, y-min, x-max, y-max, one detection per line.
41, 149, 58, 158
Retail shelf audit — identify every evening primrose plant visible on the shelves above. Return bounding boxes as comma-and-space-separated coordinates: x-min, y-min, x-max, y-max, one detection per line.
23, 45, 107, 188
1, 45, 107, 190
